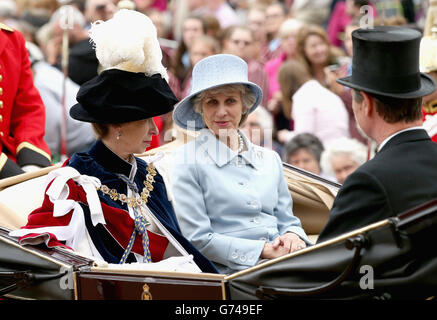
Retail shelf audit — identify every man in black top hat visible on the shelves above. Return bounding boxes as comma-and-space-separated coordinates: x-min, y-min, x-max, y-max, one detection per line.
317, 26, 437, 242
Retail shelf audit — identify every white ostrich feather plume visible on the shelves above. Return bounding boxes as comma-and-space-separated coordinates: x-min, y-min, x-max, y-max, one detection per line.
420, 36, 437, 73
89, 9, 168, 81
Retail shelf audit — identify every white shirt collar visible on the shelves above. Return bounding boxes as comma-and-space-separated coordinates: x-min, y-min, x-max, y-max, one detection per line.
378, 126, 424, 152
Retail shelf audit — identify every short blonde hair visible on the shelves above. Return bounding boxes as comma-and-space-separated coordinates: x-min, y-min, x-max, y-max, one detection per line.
192, 84, 256, 127
278, 18, 304, 39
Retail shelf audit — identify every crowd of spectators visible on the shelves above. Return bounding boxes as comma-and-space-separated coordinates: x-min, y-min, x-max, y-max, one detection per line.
0, 0, 429, 182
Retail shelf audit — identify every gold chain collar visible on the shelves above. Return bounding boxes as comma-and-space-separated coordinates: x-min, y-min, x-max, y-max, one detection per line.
98, 164, 157, 208
423, 99, 437, 114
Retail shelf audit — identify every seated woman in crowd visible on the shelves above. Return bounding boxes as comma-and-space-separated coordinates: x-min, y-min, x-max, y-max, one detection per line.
321, 137, 369, 184
171, 54, 310, 274
9, 9, 217, 273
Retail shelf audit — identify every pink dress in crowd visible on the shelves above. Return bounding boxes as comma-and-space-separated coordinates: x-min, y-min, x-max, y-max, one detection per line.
327, 1, 378, 47
264, 52, 287, 101
289, 80, 350, 147
150, 0, 167, 11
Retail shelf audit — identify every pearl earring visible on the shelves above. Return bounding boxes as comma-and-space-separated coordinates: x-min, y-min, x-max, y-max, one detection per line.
116, 132, 122, 140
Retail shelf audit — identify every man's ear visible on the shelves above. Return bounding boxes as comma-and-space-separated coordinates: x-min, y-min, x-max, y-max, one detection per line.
361, 91, 374, 117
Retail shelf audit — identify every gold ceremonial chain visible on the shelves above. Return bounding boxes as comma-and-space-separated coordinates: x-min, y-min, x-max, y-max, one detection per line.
98, 164, 157, 208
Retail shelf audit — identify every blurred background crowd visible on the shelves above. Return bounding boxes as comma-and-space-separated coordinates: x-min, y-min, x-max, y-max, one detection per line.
1, 0, 431, 184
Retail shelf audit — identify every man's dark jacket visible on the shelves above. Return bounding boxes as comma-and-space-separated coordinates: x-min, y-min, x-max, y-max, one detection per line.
317, 129, 437, 242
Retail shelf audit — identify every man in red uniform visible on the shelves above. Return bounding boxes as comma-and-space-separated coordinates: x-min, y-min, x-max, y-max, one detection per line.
0, 23, 51, 178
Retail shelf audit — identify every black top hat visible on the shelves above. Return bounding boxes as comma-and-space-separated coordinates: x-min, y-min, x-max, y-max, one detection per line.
70, 69, 178, 123
337, 26, 436, 99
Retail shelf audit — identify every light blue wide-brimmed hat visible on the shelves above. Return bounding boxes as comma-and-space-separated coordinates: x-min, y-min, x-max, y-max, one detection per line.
173, 54, 263, 131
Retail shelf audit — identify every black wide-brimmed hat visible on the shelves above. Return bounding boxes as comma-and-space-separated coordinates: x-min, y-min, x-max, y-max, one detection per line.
337, 26, 436, 99
70, 69, 178, 123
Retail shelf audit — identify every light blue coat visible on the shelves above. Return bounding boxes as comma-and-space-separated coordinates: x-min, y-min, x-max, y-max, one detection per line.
170, 129, 310, 274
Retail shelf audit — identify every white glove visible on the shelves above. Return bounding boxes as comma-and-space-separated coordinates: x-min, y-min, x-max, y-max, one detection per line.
21, 164, 42, 173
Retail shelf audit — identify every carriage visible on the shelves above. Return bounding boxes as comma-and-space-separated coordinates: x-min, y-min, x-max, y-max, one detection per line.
0, 135, 435, 300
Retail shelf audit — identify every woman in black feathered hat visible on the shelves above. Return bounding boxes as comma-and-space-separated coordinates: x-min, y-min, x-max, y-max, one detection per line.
10, 9, 218, 274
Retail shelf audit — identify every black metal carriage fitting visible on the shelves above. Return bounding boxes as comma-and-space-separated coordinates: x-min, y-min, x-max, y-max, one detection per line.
0, 269, 68, 296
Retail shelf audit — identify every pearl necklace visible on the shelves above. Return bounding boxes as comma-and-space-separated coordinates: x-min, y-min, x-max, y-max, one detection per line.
237, 132, 244, 153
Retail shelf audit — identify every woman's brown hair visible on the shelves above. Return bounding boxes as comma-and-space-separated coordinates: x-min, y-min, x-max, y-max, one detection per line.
278, 59, 311, 119
295, 24, 338, 76
92, 123, 110, 140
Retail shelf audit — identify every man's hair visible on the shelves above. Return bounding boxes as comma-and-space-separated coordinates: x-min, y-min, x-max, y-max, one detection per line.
353, 90, 422, 123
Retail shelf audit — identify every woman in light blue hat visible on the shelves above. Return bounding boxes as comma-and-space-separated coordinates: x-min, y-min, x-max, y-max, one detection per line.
171, 54, 310, 274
